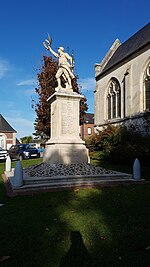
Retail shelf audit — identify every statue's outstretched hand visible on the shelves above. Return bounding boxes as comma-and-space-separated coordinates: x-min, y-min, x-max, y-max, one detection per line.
43, 41, 48, 49
43, 37, 58, 58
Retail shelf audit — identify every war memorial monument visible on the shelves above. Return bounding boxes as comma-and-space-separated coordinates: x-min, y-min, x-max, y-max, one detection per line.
2, 36, 138, 196
43, 36, 89, 164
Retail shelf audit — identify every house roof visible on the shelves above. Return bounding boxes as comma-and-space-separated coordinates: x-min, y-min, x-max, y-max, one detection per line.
99, 22, 150, 77
84, 113, 94, 124
0, 114, 16, 133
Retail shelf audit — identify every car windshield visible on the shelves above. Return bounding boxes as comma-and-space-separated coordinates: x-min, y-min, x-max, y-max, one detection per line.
27, 145, 35, 149
19, 144, 35, 149
18, 145, 24, 148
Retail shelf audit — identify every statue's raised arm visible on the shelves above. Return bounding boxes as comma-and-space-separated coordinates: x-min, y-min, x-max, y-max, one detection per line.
43, 34, 75, 93
43, 39, 59, 58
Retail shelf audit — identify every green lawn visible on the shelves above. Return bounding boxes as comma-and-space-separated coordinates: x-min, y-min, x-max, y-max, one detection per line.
0, 159, 150, 266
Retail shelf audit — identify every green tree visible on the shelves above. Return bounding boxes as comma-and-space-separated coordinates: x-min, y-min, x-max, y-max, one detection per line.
20, 136, 33, 144
33, 55, 88, 139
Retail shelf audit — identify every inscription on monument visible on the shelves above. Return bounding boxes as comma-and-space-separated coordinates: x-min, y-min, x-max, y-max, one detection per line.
51, 103, 57, 137
61, 101, 76, 135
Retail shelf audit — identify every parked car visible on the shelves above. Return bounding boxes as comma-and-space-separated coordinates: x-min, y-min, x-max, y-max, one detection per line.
0, 147, 8, 161
8, 144, 40, 160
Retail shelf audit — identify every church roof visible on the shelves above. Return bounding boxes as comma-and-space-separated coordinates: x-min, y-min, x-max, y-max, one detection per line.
0, 114, 16, 133
99, 22, 150, 76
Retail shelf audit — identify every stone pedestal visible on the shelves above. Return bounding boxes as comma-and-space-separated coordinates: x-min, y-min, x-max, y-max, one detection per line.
43, 91, 89, 164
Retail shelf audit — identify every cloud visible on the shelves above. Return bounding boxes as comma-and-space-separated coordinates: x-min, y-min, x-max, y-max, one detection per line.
79, 77, 96, 91
17, 79, 36, 86
23, 88, 36, 97
0, 59, 9, 79
0, 100, 15, 110
6, 116, 35, 139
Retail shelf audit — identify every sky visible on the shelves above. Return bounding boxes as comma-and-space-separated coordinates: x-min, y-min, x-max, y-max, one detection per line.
0, 0, 149, 139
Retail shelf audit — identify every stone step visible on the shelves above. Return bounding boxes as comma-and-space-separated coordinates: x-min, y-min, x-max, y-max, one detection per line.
6, 161, 145, 197
23, 173, 132, 185
13, 177, 136, 193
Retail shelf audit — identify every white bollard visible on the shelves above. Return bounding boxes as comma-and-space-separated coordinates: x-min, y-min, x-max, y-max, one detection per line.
133, 158, 141, 180
5, 155, 11, 172
13, 161, 23, 187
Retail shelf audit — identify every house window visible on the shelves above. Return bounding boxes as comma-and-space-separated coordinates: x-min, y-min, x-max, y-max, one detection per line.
0, 135, 5, 149
87, 127, 92, 135
145, 63, 150, 110
107, 78, 121, 119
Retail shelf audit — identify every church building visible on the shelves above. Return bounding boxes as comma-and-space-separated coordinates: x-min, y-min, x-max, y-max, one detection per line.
94, 22, 150, 133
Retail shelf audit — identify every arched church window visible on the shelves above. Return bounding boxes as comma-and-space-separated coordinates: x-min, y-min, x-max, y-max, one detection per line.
145, 63, 150, 110
108, 94, 111, 119
112, 93, 116, 118
107, 78, 121, 119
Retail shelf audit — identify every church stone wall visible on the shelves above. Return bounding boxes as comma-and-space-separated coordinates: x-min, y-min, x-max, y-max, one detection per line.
95, 48, 150, 127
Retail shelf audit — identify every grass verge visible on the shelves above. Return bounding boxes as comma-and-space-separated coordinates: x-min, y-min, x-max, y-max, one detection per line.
0, 159, 150, 266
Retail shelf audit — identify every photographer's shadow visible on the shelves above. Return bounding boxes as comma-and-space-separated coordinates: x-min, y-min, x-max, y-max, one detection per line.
60, 231, 93, 267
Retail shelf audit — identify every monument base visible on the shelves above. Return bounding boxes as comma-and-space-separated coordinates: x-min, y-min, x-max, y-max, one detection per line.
43, 140, 89, 164
43, 90, 89, 164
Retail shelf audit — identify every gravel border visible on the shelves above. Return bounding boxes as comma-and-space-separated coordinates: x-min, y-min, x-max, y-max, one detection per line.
24, 163, 119, 177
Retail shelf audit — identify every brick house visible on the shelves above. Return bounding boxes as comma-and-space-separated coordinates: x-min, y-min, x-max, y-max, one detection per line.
0, 114, 17, 149
80, 113, 94, 139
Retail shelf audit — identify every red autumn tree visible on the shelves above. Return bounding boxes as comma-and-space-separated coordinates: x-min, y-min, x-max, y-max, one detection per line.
33, 55, 88, 139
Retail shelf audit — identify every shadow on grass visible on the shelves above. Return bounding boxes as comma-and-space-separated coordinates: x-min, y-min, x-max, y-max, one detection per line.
60, 231, 92, 267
